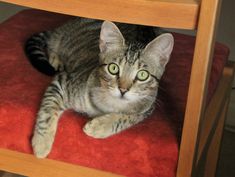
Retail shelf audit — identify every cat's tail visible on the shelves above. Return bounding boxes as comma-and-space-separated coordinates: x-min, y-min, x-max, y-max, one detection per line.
25, 32, 57, 76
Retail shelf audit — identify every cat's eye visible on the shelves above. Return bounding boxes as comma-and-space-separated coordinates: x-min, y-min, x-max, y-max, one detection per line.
108, 63, 119, 75
136, 70, 149, 81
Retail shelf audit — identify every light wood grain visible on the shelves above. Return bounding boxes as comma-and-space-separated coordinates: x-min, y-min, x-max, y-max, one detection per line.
0, 149, 123, 177
176, 0, 223, 176
0, 0, 199, 29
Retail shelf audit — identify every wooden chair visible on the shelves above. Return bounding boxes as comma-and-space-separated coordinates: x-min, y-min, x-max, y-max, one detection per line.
0, 0, 234, 177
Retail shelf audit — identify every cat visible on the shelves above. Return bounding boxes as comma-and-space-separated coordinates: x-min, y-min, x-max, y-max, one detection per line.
25, 17, 174, 158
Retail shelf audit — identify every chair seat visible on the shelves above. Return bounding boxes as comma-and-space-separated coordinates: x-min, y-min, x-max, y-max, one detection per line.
0, 10, 229, 177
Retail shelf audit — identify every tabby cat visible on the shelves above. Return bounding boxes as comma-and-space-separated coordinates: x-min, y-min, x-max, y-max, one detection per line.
25, 17, 174, 158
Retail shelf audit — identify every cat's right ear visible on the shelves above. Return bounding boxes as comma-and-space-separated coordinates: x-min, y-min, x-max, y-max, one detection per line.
143, 33, 174, 68
99, 21, 125, 53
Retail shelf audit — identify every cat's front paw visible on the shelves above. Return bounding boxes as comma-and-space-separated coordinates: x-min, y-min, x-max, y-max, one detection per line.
83, 116, 114, 139
31, 131, 54, 158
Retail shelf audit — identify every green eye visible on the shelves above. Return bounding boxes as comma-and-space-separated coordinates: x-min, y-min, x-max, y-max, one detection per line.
108, 63, 119, 75
137, 70, 149, 81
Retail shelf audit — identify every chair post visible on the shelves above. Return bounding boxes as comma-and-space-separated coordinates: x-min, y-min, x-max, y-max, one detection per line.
203, 100, 228, 177
176, 0, 223, 177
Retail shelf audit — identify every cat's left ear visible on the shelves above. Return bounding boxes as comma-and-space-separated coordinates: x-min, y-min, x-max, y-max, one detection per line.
99, 21, 125, 53
143, 33, 174, 68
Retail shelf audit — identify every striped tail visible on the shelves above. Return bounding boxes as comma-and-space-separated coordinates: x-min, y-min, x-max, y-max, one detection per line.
25, 32, 56, 76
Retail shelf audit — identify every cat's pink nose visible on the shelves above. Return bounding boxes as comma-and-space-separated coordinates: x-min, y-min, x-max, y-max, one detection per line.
119, 88, 128, 96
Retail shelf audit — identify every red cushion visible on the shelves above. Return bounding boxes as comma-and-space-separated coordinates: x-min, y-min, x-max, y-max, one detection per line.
160, 32, 229, 131
0, 10, 229, 177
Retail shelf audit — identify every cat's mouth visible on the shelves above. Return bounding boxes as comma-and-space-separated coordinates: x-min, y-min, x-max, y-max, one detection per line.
119, 94, 128, 100
109, 88, 138, 102
111, 91, 129, 101
117, 89, 130, 101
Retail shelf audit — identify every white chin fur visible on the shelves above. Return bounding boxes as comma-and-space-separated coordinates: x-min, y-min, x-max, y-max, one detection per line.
110, 88, 139, 102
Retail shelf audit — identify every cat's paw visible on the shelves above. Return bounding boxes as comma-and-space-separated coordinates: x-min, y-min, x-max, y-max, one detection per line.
83, 116, 114, 139
31, 132, 54, 158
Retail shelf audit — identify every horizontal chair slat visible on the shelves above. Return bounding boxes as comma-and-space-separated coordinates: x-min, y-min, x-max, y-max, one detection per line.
0, 149, 122, 177
0, 0, 199, 29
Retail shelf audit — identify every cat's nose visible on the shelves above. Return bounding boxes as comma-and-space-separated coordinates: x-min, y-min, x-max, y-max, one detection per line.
119, 87, 128, 96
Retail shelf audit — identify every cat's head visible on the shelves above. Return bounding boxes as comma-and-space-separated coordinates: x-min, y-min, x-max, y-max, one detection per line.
95, 21, 174, 111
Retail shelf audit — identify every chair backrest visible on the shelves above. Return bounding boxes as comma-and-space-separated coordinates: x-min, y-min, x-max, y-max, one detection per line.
0, 0, 200, 29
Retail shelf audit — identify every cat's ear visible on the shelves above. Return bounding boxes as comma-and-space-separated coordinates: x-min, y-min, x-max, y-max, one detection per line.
143, 33, 174, 67
99, 21, 125, 53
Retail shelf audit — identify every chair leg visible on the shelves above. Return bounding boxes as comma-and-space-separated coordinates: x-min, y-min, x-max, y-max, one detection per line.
203, 100, 229, 177
176, 0, 223, 176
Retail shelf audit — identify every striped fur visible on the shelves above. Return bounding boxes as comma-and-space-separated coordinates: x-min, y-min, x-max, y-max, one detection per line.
25, 32, 57, 76
26, 18, 174, 158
